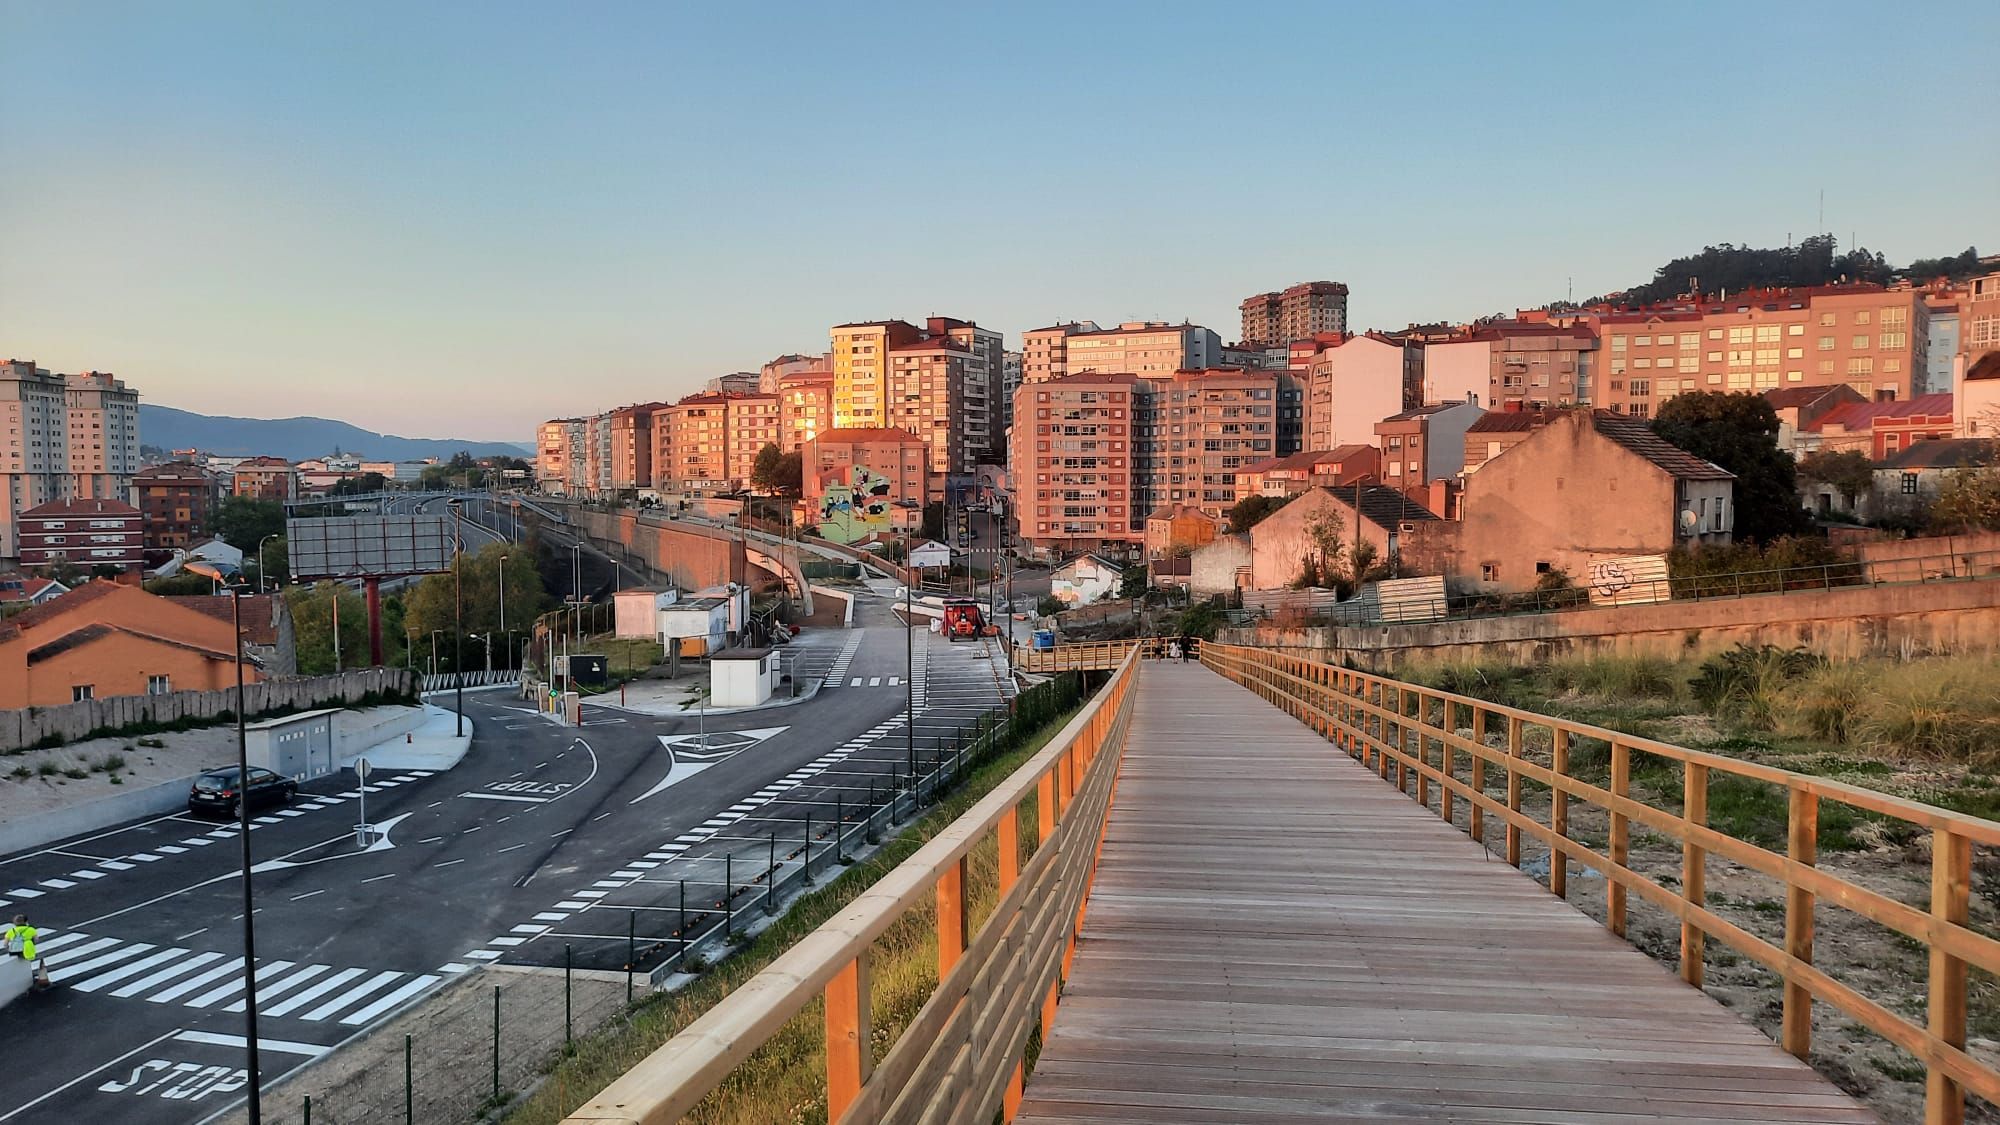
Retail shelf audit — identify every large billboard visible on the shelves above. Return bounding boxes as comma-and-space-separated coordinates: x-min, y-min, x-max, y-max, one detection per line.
288, 514, 456, 579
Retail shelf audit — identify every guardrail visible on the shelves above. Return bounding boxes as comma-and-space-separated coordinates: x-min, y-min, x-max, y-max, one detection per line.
563, 645, 1141, 1124
1011, 638, 1161, 674
1201, 642, 2000, 1124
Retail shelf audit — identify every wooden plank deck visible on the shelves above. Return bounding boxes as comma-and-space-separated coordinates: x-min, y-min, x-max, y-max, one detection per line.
1015, 663, 1877, 1124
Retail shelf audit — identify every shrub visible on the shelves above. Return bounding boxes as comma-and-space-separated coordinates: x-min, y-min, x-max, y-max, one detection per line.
61, 767, 88, 780
35, 762, 59, 777
1036, 595, 1064, 617
1854, 659, 2000, 762
1689, 644, 1823, 726
1548, 656, 1680, 699
1773, 663, 1870, 744
9, 767, 29, 780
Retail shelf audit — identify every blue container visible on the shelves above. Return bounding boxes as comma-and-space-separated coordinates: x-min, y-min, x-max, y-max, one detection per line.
1033, 630, 1056, 651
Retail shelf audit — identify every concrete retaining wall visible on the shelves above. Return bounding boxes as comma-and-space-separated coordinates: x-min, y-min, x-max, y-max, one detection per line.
0, 668, 417, 754
0, 776, 194, 857
1220, 576, 2000, 670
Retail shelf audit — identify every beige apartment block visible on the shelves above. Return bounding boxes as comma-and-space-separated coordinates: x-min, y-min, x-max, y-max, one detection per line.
1064, 322, 1221, 379
64, 371, 141, 502
1298, 334, 1411, 452
1012, 372, 1143, 556
537, 418, 587, 496
1021, 322, 1098, 384
1136, 368, 1280, 520
0, 359, 72, 560
1593, 284, 1931, 417
778, 371, 833, 451
830, 320, 922, 429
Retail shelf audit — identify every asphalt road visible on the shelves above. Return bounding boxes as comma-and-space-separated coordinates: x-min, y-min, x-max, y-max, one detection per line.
0, 590, 1012, 1124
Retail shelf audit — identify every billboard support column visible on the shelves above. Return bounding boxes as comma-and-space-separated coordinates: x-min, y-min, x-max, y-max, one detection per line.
366, 577, 384, 667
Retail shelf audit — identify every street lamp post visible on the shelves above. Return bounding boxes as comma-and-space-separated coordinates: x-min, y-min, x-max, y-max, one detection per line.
447, 499, 465, 737
256, 533, 280, 595
186, 562, 262, 1124
499, 553, 508, 654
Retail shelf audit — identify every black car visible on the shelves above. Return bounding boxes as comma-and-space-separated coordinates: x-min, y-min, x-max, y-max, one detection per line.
188, 766, 297, 817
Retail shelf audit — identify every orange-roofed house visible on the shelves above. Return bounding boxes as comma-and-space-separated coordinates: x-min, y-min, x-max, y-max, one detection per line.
802, 428, 929, 545
1233, 446, 1380, 504
1143, 504, 1224, 563
0, 582, 294, 708
1805, 393, 1955, 459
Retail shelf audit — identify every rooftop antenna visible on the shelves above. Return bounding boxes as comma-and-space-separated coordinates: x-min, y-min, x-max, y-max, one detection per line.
1819, 189, 1825, 236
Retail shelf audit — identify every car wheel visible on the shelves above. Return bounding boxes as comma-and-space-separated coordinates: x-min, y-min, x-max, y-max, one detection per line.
284, 783, 298, 804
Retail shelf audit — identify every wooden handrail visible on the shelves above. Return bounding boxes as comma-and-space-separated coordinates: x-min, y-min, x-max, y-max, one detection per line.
1201, 643, 2000, 1124
1012, 638, 1161, 674
562, 646, 1142, 1125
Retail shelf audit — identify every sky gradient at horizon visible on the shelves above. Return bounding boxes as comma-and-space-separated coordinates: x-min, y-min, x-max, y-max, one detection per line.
3, 2, 1995, 442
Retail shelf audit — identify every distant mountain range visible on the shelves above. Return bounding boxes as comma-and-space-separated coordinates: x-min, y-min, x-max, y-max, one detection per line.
139, 405, 531, 463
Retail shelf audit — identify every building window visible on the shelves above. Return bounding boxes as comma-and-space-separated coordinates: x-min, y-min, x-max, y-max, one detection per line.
72, 685, 94, 702
148, 675, 172, 695
1480, 562, 1500, 583
1902, 473, 1919, 495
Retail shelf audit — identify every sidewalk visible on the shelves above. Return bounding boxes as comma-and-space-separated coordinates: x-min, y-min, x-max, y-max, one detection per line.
340, 703, 474, 771
580, 675, 825, 718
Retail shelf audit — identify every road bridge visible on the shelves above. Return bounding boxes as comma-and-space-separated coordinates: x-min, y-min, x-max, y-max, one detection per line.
565, 643, 2000, 1125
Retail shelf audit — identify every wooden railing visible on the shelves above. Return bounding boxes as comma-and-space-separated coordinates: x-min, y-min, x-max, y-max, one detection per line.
1012, 638, 1159, 674
563, 646, 1141, 1125
1202, 642, 2000, 1125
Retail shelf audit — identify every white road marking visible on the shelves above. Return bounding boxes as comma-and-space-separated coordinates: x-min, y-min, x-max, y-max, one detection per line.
291, 889, 326, 901
173, 1029, 328, 1057
434, 859, 465, 869
112, 950, 224, 997
149, 957, 249, 1003
533, 912, 568, 922
226, 963, 331, 1011
300, 969, 403, 1021
439, 962, 471, 973
339, 974, 440, 1025
264, 966, 366, 1016
189, 959, 293, 1007
70, 947, 185, 992
465, 950, 501, 961
490, 936, 525, 946
98, 860, 136, 870
361, 873, 397, 884
461, 791, 548, 804
67, 870, 104, 881
6, 888, 42, 899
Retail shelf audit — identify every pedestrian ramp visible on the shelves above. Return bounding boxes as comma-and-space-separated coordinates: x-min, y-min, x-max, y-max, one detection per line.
27, 928, 449, 1027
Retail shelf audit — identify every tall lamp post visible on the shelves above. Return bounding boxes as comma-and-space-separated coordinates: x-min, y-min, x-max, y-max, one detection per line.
446, 499, 466, 736
498, 553, 508, 666
256, 533, 280, 595
185, 562, 263, 1124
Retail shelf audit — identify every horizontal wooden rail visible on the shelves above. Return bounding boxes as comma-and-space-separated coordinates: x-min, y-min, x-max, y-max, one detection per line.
563, 646, 1141, 1125
1200, 642, 2000, 1125
1012, 638, 1159, 674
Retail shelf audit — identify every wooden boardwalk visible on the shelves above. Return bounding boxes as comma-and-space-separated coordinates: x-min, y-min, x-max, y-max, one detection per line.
1015, 663, 1877, 1124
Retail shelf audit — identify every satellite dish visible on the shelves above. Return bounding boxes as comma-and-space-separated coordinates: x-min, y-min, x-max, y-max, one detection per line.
1679, 509, 1700, 533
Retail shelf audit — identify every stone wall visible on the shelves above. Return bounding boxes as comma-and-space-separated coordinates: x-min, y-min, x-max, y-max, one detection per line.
1219, 575, 2000, 670
0, 666, 416, 753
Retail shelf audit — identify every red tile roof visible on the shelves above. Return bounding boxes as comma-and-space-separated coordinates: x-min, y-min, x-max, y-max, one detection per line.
1968, 353, 2000, 382
1466, 407, 1559, 433
1762, 385, 1859, 410
20, 497, 141, 518
167, 594, 282, 646
810, 427, 925, 445
1809, 394, 1954, 432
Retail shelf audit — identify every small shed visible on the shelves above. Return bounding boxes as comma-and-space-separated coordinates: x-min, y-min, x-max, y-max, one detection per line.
246, 708, 338, 781
658, 596, 730, 657
614, 587, 678, 639
710, 646, 780, 708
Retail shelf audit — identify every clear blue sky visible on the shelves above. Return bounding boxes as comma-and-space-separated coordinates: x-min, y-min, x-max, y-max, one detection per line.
3, 2, 1994, 443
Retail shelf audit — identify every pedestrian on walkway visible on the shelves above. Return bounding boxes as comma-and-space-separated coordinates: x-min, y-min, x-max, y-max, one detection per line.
1179, 634, 1194, 663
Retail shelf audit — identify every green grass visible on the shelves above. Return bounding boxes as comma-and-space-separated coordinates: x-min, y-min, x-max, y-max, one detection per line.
502, 702, 1087, 1125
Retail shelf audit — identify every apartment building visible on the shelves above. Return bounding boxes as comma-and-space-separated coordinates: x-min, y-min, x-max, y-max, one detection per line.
1, 359, 72, 561
888, 336, 977, 499
758, 353, 829, 393
18, 497, 145, 570
1963, 272, 2000, 367
1297, 334, 1412, 451
725, 394, 782, 486
64, 371, 141, 502
1135, 368, 1281, 521
1232, 446, 1380, 503
1012, 372, 1142, 556
1807, 394, 1954, 459
1020, 322, 1098, 385
133, 461, 218, 550
1065, 322, 1221, 379
536, 418, 587, 496
1462, 405, 1558, 473
1419, 335, 1491, 407
658, 394, 734, 493
1592, 285, 1931, 417
831, 320, 924, 428
231, 456, 297, 501
777, 371, 834, 452
1239, 281, 1349, 347
1484, 323, 1594, 409
801, 428, 928, 544
1374, 401, 1484, 498
1924, 295, 1959, 396
607, 403, 665, 495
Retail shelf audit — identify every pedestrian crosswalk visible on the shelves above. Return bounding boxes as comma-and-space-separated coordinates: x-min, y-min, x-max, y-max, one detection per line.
0, 771, 434, 911
847, 676, 903, 688
29, 927, 444, 1026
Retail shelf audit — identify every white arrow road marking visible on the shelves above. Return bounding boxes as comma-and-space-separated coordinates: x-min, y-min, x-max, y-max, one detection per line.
631, 727, 789, 803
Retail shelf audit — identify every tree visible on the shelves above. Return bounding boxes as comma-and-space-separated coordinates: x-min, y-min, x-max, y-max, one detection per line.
1302, 506, 1345, 587
246, 536, 289, 589
285, 581, 378, 674
1904, 246, 1983, 282
328, 472, 389, 496
773, 451, 803, 495
1928, 467, 2000, 534
402, 543, 551, 644
145, 572, 216, 596
1119, 562, 1148, 599
214, 496, 285, 551
1652, 392, 1811, 543
1796, 450, 1876, 511
750, 443, 785, 494
1226, 493, 1292, 534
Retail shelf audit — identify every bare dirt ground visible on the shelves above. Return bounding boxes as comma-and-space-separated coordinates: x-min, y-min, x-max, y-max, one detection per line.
209, 966, 630, 1125
1407, 718, 2000, 1125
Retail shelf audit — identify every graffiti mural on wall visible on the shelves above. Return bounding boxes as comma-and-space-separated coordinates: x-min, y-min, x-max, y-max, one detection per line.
815, 464, 893, 545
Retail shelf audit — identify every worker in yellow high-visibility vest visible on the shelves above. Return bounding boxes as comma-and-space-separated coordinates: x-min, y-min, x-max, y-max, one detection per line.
2, 914, 34, 962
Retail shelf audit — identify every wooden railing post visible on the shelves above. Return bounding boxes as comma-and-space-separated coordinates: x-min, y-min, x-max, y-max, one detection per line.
825, 950, 873, 1121
1928, 827, 1971, 1125
1681, 762, 1708, 987
1469, 704, 1485, 844
938, 856, 968, 978
1783, 789, 1818, 1060
1505, 717, 1524, 867
1609, 742, 1630, 938
998, 805, 1020, 894
1550, 729, 1569, 900
1394, 687, 1410, 794
1439, 699, 1454, 826
1414, 691, 1430, 809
